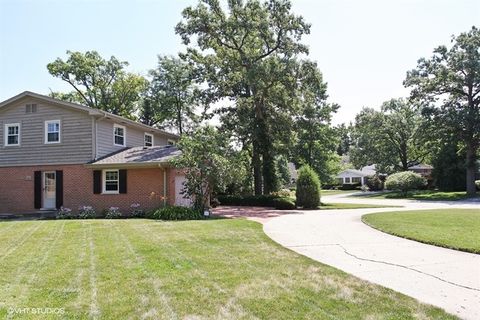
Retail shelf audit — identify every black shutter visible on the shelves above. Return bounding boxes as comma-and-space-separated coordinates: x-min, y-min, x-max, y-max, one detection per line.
93, 170, 102, 194
55, 171, 63, 209
119, 169, 127, 194
34, 171, 42, 209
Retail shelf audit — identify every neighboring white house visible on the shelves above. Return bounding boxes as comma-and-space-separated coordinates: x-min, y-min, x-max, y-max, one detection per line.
335, 165, 377, 185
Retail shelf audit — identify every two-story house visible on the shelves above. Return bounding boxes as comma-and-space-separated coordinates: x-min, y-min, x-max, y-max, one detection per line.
0, 91, 190, 215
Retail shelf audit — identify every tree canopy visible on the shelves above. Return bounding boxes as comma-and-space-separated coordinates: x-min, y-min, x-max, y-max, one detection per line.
404, 26, 480, 195
47, 50, 147, 118
350, 98, 428, 174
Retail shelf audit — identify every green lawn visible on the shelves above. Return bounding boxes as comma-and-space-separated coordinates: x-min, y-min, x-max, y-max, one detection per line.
0, 219, 455, 319
322, 189, 359, 196
362, 209, 480, 254
320, 203, 401, 210
356, 190, 476, 201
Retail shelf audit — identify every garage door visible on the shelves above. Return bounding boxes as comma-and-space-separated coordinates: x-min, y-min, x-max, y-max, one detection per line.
174, 175, 193, 207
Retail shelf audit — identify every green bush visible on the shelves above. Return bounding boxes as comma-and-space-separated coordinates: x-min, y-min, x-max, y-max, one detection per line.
338, 183, 361, 190
56, 207, 75, 219
78, 206, 96, 219
147, 206, 203, 221
217, 194, 279, 207
272, 197, 296, 210
476, 180, 480, 191
104, 207, 122, 219
295, 165, 321, 209
366, 175, 384, 191
385, 171, 427, 195
270, 189, 293, 198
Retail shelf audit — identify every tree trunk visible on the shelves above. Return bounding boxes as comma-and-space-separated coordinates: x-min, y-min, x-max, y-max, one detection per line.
252, 139, 263, 195
465, 142, 477, 196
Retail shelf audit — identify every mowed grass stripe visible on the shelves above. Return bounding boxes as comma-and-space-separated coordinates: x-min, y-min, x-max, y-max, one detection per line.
0, 221, 45, 261
107, 220, 177, 320
0, 219, 459, 319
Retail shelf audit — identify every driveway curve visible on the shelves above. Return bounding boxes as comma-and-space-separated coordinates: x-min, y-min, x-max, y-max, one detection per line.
263, 194, 480, 320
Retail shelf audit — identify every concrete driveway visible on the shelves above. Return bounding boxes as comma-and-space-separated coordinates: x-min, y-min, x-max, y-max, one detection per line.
263, 194, 480, 320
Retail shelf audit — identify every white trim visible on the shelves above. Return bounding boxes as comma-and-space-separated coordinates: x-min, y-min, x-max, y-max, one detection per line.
113, 124, 126, 147
44, 120, 61, 144
102, 169, 119, 194
144, 133, 154, 147
4, 123, 20, 146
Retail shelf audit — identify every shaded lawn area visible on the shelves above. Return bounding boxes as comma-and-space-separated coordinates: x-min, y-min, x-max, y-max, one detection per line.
320, 203, 402, 210
355, 190, 477, 201
362, 209, 480, 254
0, 219, 455, 319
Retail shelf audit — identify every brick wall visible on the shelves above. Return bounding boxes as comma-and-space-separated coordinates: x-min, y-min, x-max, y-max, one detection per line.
0, 164, 176, 214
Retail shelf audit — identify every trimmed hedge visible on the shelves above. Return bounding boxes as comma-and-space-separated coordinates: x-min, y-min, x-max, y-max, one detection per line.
296, 165, 321, 209
272, 197, 296, 210
365, 175, 384, 191
147, 206, 203, 221
385, 171, 427, 195
338, 183, 361, 190
217, 194, 279, 207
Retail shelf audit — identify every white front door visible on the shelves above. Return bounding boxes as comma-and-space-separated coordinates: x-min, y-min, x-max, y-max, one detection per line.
43, 171, 56, 209
174, 175, 192, 207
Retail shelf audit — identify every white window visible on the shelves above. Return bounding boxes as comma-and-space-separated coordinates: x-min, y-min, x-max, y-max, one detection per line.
167, 139, 176, 146
103, 169, 119, 194
113, 124, 126, 146
352, 177, 362, 183
45, 120, 61, 144
144, 133, 153, 147
4, 123, 20, 146
345, 177, 351, 183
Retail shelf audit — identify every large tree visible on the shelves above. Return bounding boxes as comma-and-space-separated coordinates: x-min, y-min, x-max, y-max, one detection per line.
404, 26, 480, 196
350, 98, 428, 173
47, 50, 147, 117
140, 55, 199, 135
175, 0, 311, 195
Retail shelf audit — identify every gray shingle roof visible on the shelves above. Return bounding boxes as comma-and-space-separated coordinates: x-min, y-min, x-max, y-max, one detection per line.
88, 146, 181, 168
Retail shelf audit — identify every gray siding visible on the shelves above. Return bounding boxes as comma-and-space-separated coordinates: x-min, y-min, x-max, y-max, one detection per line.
0, 98, 93, 166
95, 119, 170, 158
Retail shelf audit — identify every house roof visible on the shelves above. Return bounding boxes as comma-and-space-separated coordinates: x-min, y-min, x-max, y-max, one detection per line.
408, 164, 433, 170
0, 91, 179, 139
336, 169, 371, 178
86, 146, 181, 168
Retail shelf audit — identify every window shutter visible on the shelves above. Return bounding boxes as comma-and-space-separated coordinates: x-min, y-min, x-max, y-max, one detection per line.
119, 169, 127, 194
34, 171, 42, 209
56, 171, 63, 209
93, 170, 102, 194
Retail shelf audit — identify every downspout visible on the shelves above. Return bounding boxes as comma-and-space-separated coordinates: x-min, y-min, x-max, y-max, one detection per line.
163, 167, 167, 207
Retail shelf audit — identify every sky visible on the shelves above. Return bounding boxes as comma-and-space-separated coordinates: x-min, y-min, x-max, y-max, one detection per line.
0, 0, 478, 125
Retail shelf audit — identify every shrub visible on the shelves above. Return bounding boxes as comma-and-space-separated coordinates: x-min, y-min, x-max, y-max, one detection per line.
78, 206, 96, 219
338, 183, 361, 190
105, 207, 122, 219
295, 165, 321, 209
130, 203, 145, 218
270, 189, 293, 198
217, 194, 279, 207
365, 175, 384, 191
385, 171, 427, 195
476, 180, 480, 191
56, 207, 74, 219
147, 206, 203, 221
272, 197, 296, 210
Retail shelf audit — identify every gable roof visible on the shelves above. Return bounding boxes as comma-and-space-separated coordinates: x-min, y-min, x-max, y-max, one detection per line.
0, 91, 179, 139
86, 145, 181, 168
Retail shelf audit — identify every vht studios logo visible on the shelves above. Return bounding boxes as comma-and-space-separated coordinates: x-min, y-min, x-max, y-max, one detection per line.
8, 307, 65, 315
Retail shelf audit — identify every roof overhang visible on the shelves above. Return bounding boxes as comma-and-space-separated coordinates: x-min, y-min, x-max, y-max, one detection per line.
84, 162, 172, 169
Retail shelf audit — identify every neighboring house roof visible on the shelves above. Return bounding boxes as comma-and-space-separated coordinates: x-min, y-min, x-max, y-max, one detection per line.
408, 164, 433, 170
336, 165, 377, 178
0, 91, 179, 139
86, 146, 181, 168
